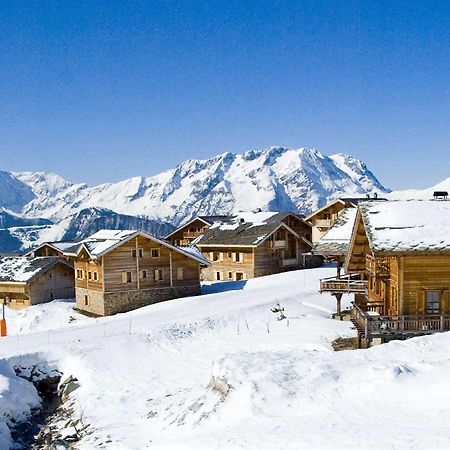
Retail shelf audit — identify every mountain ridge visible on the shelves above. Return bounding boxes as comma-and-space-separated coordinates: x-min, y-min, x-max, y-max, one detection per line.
1, 146, 390, 252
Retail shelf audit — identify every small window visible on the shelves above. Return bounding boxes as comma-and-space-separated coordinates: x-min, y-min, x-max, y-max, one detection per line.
88, 271, 92, 280
228, 271, 233, 280
216, 271, 221, 281
48, 274, 52, 280
151, 248, 160, 258
235, 272, 245, 281
154, 269, 163, 281
84, 295, 89, 306
121, 271, 132, 283
76, 269, 84, 280
228, 252, 232, 259
93, 272, 99, 281
210, 251, 220, 262
426, 291, 440, 315
139, 248, 144, 258
177, 267, 184, 280
140, 270, 148, 279
131, 249, 137, 258
234, 252, 244, 263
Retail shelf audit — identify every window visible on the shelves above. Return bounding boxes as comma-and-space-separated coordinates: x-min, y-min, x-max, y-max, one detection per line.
177, 267, 184, 280
154, 269, 163, 281
234, 252, 244, 263
228, 271, 233, 280
151, 248, 160, 258
235, 272, 244, 281
48, 274, 52, 280
131, 249, 137, 258
121, 271, 132, 283
426, 291, 441, 315
210, 251, 220, 262
88, 271, 92, 280
140, 270, 147, 279
84, 295, 89, 306
76, 269, 84, 280
216, 271, 221, 281
93, 272, 99, 281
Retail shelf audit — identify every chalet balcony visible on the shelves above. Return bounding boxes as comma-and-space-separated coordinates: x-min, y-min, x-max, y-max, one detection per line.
314, 219, 332, 228
319, 273, 367, 294
352, 302, 450, 340
182, 232, 202, 239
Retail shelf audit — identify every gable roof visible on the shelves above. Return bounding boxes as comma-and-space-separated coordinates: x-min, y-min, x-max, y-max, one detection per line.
165, 211, 309, 241
0, 256, 72, 283
73, 229, 210, 265
25, 241, 80, 256
313, 208, 358, 257
358, 200, 450, 254
193, 214, 311, 248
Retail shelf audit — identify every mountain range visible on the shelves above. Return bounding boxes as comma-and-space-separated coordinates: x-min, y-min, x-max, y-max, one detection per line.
0, 146, 400, 253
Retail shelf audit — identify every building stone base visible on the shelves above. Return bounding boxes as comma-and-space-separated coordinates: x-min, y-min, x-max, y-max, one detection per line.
76, 285, 201, 317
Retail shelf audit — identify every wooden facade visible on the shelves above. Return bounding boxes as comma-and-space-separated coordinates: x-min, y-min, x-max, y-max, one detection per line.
197, 216, 316, 282
166, 218, 212, 246
0, 259, 75, 309
72, 231, 207, 316
320, 205, 450, 345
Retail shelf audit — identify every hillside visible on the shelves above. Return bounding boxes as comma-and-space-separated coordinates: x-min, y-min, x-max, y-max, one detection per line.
1, 267, 450, 449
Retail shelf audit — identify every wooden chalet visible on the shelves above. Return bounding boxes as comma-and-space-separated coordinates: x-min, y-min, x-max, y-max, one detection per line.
320, 200, 450, 347
305, 194, 385, 243
0, 256, 75, 308
165, 216, 234, 246
190, 212, 317, 281
65, 229, 210, 316
26, 241, 79, 260
313, 208, 358, 316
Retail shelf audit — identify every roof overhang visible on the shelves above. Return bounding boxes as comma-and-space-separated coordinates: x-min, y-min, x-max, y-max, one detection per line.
164, 216, 212, 240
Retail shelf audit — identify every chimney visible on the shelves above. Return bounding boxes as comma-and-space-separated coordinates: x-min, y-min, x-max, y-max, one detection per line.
366, 193, 370, 199
373, 192, 378, 199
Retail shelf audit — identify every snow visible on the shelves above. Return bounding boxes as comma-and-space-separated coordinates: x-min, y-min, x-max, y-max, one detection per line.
0, 257, 42, 282
5, 299, 87, 336
2, 266, 450, 448
320, 208, 357, 242
362, 200, 450, 251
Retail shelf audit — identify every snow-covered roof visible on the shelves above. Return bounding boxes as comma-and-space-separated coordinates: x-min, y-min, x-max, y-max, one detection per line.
0, 256, 69, 283
313, 208, 357, 256
194, 213, 309, 247
78, 229, 210, 265
360, 200, 450, 253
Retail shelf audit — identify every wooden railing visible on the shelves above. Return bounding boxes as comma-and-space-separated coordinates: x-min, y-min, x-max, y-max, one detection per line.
352, 302, 450, 339
320, 273, 367, 294
315, 219, 332, 228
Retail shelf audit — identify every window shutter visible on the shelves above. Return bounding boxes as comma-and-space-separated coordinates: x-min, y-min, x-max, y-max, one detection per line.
219, 252, 224, 262
121, 272, 127, 283
209, 252, 214, 261
239, 252, 244, 263
232, 253, 236, 262
417, 290, 426, 315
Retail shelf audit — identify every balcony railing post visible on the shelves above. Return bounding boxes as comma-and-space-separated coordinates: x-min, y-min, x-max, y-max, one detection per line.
441, 315, 444, 331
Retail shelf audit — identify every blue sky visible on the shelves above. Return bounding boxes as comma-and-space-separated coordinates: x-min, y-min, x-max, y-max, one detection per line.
1, 1, 449, 189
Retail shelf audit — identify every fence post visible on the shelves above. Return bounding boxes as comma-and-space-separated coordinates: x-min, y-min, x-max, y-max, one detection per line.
266, 322, 270, 333
440, 315, 444, 331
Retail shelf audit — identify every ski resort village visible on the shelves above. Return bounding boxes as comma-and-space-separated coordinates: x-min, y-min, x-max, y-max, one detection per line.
2, 2, 449, 448
0, 154, 450, 449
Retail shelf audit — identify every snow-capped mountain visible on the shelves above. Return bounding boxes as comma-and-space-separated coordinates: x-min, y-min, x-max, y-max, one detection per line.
0, 146, 390, 253
7, 147, 389, 222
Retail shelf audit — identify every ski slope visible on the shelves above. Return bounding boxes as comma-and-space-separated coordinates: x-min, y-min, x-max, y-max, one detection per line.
1, 266, 450, 449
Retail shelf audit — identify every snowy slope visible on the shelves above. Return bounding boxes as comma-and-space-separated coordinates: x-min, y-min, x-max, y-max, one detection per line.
2, 267, 450, 449
389, 177, 450, 200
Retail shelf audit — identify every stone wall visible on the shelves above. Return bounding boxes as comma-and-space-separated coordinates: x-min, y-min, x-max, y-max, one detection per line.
76, 284, 201, 316
103, 284, 201, 316
75, 287, 105, 316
